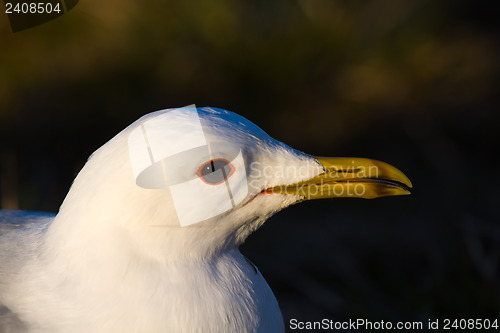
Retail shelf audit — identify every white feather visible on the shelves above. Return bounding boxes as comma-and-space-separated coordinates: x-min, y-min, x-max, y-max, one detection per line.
0, 107, 323, 333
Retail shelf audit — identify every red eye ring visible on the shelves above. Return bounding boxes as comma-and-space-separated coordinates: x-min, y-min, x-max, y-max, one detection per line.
197, 159, 235, 185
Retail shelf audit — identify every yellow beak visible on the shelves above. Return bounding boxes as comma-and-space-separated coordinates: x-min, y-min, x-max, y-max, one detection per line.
266, 157, 412, 200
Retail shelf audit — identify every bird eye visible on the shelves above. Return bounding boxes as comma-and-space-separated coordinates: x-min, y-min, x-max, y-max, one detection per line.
198, 159, 235, 185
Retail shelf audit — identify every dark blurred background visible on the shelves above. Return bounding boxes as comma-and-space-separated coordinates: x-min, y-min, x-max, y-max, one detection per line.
1, 0, 499, 331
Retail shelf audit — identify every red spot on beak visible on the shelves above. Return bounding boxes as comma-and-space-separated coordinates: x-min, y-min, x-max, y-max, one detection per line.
260, 190, 274, 194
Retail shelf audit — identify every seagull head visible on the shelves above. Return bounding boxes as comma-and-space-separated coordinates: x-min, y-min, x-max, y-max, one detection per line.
54, 106, 411, 262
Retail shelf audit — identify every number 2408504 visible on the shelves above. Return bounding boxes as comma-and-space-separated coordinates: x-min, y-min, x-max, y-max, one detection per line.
443, 319, 498, 330
5, 2, 61, 14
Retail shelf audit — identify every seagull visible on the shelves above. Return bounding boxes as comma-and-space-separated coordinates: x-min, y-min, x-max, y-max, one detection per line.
0, 106, 412, 333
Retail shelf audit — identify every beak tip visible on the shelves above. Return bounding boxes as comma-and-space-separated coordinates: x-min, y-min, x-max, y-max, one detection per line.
399, 173, 413, 189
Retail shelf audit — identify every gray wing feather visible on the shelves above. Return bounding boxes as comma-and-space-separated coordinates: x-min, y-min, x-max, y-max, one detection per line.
0, 210, 55, 332
0, 306, 28, 333
0, 210, 55, 237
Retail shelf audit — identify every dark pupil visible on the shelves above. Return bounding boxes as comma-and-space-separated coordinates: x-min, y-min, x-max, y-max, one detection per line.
200, 160, 230, 184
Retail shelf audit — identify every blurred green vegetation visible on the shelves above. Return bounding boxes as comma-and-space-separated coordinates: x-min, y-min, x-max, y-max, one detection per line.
1, 0, 499, 331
